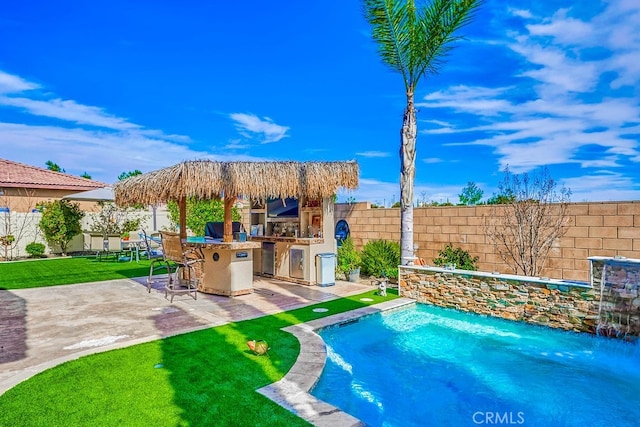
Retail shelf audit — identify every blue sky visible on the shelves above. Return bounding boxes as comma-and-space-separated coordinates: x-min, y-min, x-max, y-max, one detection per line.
1, 0, 639, 204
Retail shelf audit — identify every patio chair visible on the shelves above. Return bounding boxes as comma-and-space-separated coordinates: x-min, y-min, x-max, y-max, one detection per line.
89, 235, 104, 260
156, 231, 203, 302
139, 229, 163, 260
146, 232, 172, 292
91, 235, 122, 261
105, 236, 123, 261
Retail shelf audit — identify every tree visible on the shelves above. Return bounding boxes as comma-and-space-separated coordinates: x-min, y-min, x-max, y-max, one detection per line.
166, 197, 241, 236
118, 170, 143, 181
38, 200, 84, 256
458, 181, 483, 205
80, 172, 92, 179
486, 191, 515, 205
45, 160, 65, 173
86, 201, 143, 237
432, 243, 478, 270
482, 167, 571, 276
0, 188, 40, 260
336, 236, 362, 278
363, 0, 481, 264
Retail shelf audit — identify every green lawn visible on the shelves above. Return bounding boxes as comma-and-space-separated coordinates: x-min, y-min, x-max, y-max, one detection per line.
0, 289, 398, 426
0, 257, 163, 290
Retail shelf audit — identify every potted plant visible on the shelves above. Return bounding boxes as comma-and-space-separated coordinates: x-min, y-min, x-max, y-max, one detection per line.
337, 236, 361, 282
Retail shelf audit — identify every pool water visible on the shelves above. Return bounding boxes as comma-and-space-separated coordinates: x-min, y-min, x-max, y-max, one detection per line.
312, 304, 640, 427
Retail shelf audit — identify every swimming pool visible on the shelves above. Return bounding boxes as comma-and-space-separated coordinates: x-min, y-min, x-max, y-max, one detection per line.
311, 304, 640, 427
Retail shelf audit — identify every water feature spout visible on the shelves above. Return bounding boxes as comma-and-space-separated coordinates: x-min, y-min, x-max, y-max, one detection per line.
592, 257, 640, 340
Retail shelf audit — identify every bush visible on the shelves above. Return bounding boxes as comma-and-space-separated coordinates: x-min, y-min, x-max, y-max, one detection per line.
167, 197, 241, 235
38, 199, 84, 256
360, 239, 400, 279
336, 236, 361, 276
25, 242, 46, 258
432, 244, 478, 270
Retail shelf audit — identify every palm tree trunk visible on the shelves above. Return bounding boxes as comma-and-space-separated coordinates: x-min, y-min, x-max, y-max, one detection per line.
400, 91, 416, 264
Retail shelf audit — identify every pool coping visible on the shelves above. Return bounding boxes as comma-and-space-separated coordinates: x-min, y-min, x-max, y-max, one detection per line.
257, 297, 416, 427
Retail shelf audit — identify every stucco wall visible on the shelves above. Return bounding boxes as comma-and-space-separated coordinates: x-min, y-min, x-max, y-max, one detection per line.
336, 201, 640, 282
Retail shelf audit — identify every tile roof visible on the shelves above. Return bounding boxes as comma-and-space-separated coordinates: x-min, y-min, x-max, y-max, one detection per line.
0, 158, 109, 191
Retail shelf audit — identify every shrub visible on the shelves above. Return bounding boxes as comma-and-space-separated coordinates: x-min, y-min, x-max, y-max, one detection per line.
26, 242, 46, 258
167, 197, 241, 235
38, 199, 84, 256
361, 239, 400, 279
336, 236, 361, 277
432, 244, 478, 270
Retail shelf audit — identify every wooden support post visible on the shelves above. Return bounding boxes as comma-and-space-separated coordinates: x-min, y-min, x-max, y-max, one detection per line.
223, 195, 234, 242
179, 197, 187, 240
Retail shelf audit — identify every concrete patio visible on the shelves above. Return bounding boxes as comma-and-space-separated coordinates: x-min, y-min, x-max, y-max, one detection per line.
0, 275, 371, 395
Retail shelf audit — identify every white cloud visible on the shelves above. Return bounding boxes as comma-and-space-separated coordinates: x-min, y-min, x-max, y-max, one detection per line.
526, 9, 593, 45
0, 69, 205, 182
0, 121, 270, 183
561, 171, 640, 202
419, 85, 513, 116
229, 113, 289, 143
342, 177, 464, 207
510, 9, 533, 19
0, 96, 142, 130
411, 1, 640, 204
422, 157, 442, 164
414, 0, 640, 178
0, 70, 194, 140
0, 70, 39, 94
508, 42, 599, 95
0, 122, 199, 181
356, 151, 391, 158
420, 119, 451, 127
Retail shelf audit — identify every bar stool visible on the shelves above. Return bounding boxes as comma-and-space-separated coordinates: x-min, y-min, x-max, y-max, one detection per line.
157, 232, 204, 302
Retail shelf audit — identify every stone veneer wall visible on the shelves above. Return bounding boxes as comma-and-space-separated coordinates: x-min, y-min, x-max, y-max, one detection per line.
399, 265, 600, 334
336, 201, 640, 282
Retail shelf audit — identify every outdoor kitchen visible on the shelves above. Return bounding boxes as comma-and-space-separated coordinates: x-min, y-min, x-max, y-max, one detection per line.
113, 160, 358, 297
249, 195, 337, 285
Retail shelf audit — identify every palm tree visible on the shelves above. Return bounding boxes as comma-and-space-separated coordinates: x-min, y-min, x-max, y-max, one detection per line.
363, 0, 481, 264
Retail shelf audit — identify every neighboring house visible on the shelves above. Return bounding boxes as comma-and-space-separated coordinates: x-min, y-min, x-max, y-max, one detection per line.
0, 158, 173, 259
0, 158, 109, 258
0, 158, 109, 212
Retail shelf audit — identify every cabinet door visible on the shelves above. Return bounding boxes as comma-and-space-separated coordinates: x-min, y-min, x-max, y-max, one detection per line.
290, 249, 304, 279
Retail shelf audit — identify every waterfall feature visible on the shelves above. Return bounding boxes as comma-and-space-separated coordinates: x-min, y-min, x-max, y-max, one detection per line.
591, 257, 640, 339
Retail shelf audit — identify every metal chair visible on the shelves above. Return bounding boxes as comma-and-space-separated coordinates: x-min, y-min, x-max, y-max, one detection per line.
157, 231, 203, 302
146, 233, 171, 292
138, 229, 161, 260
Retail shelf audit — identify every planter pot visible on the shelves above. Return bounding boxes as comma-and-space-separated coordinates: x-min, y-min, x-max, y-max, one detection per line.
347, 268, 360, 283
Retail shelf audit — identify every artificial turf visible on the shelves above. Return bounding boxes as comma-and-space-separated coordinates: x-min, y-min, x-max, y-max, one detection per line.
0, 289, 399, 426
0, 257, 163, 290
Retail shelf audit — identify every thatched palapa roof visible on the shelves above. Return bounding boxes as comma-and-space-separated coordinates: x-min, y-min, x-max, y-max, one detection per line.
113, 160, 359, 206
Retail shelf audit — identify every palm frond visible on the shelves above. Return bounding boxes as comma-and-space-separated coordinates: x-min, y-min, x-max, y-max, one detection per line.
363, 0, 413, 86
413, 0, 481, 82
364, 0, 482, 88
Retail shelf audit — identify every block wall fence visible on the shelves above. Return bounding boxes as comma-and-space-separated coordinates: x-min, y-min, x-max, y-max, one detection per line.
335, 201, 640, 283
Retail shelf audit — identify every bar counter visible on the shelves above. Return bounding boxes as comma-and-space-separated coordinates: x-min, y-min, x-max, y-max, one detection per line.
185, 237, 261, 296
249, 236, 325, 245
